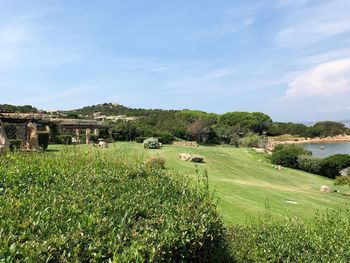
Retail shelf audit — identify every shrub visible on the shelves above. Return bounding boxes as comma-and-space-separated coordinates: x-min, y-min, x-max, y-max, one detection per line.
297, 155, 321, 174
146, 156, 165, 169
158, 132, 174, 144
239, 133, 267, 148
38, 132, 50, 151
135, 136, 147, 143
90, 134, 98, 143
55, 135, 72, 145
229, 133, 240, 147
271, 144, 311, 168
0, 150, 229, 262
319, 154, 350, 179
9, 139, 21, 151
228, 209, 350, 262
143, 137, 161, 149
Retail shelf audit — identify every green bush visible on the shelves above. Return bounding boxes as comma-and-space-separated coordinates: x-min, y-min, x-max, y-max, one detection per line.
135, 136, 147, 143
228, 208, 350, 262
319, 154, 350, 179
55, 135, 72, 145
239, 133, 267, 148
9, 139, 21, 151
297, 155, 321, 174
146, 156, 166, 169
271, 144, 311, 168
90, 134, 98, 143
158, 132, 174, 144
143, 137, 161, 149
38, 132, 50, 151
0, 150, 229, 262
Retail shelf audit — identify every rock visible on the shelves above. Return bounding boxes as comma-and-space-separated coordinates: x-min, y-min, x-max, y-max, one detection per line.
179, 153, 192, 161
173, 141, 199, 147
190, 155, 204, 163
21, 122, 40, 151
98, 141, 108, 148
0, 121, 10, 153
340, 168, 349, 176
320, 185, 331, 193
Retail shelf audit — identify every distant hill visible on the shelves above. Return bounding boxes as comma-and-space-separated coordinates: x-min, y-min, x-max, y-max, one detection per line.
0, 104, 39, 113
65, 102, 179, 118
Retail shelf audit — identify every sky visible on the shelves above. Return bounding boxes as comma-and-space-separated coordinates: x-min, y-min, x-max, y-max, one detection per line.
1, 0, 350, 122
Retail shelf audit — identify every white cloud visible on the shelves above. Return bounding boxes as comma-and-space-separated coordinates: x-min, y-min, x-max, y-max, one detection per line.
282, 59, 350, 99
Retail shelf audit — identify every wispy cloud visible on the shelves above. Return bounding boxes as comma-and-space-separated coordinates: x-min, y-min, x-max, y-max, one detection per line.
275, 0, 350, 48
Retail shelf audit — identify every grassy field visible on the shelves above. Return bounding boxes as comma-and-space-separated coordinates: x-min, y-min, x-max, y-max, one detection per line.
50, 142, 350, 225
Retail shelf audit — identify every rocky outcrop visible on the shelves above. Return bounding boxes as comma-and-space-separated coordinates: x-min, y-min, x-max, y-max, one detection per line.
21, 122, 40, 151
0, 121, 10, 153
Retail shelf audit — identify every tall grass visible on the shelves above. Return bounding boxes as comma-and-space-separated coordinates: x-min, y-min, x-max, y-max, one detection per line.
0, 149, 229, 262
228, 208, 350, 262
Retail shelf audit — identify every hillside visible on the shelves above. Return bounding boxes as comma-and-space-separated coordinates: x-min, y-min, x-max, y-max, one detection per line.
50, 142, 350, 225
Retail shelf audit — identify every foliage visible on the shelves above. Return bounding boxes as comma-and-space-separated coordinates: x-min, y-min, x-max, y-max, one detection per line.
146, 156, 166, 169
229, 133, 240, 147
90, 134, 98, 143
143, 138, 161, 149
37, 132, 49, 151
228, 208, 350, 262
319, 154, 350, 179
267, 121, 349, 138
297, 155, 322, 174
186, 120, 214, 144
0, 104, 38, 113
239, 133, 267, 148
135, 136, 147, 143
157, 131, 174, 144
0, 150, 228, 262
55, 135, 72, 145
219, 112, 271, 134
335, 175, 350, 187
9, 139, 21, 151
271, 144, 311, 168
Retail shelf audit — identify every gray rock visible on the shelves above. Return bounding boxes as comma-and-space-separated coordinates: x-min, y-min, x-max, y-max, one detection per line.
190, 155, 204, 163
340, 168, 349, 176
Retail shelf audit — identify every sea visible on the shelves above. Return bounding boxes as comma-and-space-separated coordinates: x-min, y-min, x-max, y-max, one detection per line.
301, 142, 350, 157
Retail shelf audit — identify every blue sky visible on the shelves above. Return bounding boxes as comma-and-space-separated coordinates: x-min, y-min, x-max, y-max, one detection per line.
1, 0, 350, 121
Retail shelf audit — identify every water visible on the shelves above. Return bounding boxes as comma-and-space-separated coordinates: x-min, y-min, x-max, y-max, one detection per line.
301, 142, 350, 157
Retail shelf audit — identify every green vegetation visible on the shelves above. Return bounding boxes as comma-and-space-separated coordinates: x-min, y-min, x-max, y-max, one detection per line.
0, 104, 38, 113
8, 139, 21, 151
143, 137, 161, 149
0, 150, 228, 262
37, 131, 50, 151
271, 144, 311, 168
267, 121, 349, 138
50, 142, 350, 225
229, 208, 350, 262
54, 135, 72, 145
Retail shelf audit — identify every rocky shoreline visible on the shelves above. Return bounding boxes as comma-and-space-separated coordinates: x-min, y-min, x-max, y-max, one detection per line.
266, 134, 350, 151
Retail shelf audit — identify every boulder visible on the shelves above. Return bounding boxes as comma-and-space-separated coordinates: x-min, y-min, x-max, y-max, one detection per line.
179, 153, 192, 161
21, 122, 40, 151
340, 168, 349, 176
320, 185, 331, 193
0, 121, 10, 153
190, 155, 204, 163
98, 141, 108, 148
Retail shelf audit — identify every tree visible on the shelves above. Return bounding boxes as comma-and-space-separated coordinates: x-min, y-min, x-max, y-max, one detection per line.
186, 119, 213, 144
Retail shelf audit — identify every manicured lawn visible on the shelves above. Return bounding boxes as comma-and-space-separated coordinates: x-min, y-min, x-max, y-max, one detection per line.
49, 142, 350, 225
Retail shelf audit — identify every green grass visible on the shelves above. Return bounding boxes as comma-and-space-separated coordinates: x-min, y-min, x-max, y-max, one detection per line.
50, 142, 350, 225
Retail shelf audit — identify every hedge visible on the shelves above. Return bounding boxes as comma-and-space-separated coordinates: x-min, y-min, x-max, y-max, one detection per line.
0, 150, 229, 262
55, 135, 72, 145
38, 132, 49, 151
